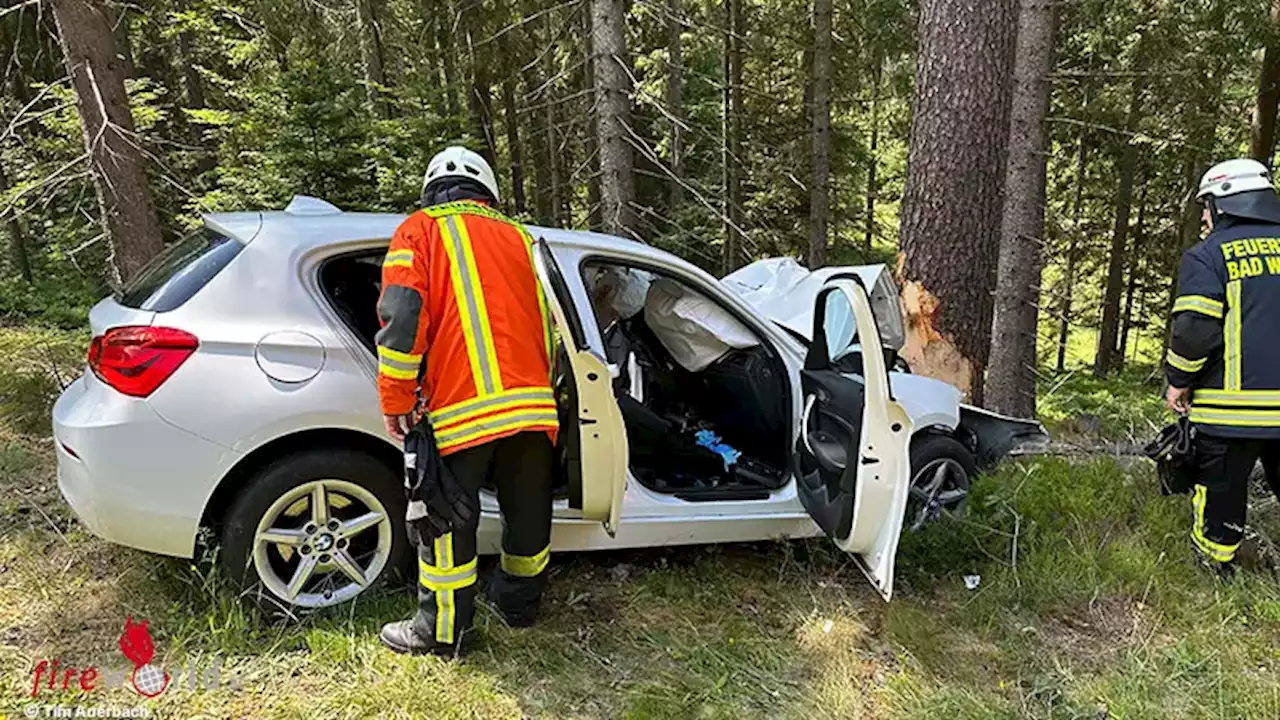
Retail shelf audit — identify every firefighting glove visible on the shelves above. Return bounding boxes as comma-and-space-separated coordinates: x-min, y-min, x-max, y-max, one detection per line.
403, 418, 478, 544
1144, 416, 1196, 496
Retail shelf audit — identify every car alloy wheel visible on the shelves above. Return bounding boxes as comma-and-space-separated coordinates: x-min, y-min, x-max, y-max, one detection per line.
251, 479, 393, 608
907, 457, 970, 532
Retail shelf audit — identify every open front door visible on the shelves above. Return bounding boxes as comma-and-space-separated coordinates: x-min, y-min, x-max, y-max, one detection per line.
792, 278, 913, 599
532, 238, 629, 536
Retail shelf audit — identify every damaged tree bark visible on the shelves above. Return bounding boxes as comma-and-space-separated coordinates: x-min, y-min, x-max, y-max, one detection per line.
898, 0, 1016, 403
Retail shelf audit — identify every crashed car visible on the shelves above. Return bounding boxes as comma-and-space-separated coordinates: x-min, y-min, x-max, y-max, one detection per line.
53, 196, 1047, 611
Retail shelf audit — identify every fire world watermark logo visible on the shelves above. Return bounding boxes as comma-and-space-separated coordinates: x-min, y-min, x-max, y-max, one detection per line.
29, 617, 239, 699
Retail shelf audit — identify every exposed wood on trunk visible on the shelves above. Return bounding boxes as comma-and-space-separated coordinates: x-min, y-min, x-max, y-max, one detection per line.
898, 0, 1016, 402
721, 0, 744, 272
592, 0, 638, 238
51, 0, 166, 285
666, 0, 684, 217
1251, 0, 1280, 166
1094, 66, 1146, 378
808, 0, 834, 270
985, 0, 1058, 417
356, 0, 389, 118
864, 55, 882, 251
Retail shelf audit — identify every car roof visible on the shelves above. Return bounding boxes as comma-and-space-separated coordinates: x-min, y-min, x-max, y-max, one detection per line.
202, 195, 646, 256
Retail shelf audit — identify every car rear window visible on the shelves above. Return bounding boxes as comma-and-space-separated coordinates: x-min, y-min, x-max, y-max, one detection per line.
117, 228, 244, 312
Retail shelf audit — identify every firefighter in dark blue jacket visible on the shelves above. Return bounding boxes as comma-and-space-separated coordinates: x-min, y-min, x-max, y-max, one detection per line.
1167, 158, 1280, 577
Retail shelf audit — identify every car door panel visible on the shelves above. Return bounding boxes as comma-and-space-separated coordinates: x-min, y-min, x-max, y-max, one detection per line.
792, 278, 912, 600
532, 238, 629, 536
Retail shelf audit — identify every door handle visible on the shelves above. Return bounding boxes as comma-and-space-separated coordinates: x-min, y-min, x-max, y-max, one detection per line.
801, 395, 817, 456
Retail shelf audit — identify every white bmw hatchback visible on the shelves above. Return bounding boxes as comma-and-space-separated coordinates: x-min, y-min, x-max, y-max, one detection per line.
53, 196, 1046, 612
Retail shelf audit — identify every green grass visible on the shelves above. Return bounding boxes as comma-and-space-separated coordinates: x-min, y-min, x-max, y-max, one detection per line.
2, 327, 1280, 718
1037, 364, 1169, 445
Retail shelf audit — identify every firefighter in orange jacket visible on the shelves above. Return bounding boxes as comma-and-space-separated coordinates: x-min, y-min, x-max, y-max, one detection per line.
377, 146, 558, 656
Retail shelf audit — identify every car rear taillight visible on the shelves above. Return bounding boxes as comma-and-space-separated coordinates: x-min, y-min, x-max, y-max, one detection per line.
88, 326, 199, 397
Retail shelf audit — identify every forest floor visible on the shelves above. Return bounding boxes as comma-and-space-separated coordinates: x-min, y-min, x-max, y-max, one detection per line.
2, 328, 1280, 719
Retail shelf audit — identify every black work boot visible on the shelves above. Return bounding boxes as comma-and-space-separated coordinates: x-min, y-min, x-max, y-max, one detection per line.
379, 620, 467, 658
481, 569, 547, 628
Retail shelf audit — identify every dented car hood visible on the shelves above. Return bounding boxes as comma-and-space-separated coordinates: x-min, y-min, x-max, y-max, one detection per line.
721, 257, 1049, 464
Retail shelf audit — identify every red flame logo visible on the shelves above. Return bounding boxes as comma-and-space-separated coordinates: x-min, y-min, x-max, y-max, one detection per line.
118, 617, 169, 697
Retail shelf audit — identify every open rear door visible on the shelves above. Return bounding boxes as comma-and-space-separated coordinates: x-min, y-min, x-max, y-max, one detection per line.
791, 278, 913, 599
531, 238, 629, 536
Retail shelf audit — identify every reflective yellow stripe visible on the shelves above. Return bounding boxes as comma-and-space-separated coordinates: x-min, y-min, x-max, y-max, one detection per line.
378, 342, 421, 379
379, 362, 418, 380
1189, 406, 1280, 427
437, 411, 560, 451
438, 215, 503, 396
1166, 349, 1206, 373
429, 387, 556, 427
424, 201, 513, 223
1225, 280, 1243, 391
501, 545, 550, 577
434, 398, 557, 433
519, 225, 555, 369
384, 249, 414, 270
419, 557, 478, 591
1191, 485, 1238, 562
433, 533, 456, 644
1194, 389, 1280, 407
1172, 295, 1224, 319
435, 406, 560, 443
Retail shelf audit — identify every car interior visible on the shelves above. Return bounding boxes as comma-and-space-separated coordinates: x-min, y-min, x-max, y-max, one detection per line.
582, 262, 791, 502
318, 251, 793, 503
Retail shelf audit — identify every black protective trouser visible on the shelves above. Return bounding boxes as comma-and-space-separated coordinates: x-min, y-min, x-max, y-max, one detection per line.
1191, 433, 1280, 563
412, 431, 554, 646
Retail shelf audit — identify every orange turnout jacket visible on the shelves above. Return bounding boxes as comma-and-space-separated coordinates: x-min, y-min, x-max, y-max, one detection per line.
376, 200, 557, 455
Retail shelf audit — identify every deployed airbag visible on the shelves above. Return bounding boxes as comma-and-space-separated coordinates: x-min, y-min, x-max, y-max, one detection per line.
644, 277, 759, 372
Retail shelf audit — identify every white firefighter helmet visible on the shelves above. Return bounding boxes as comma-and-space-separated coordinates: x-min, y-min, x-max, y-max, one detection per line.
1197, 158, 1274, 200
422, 146, 500, 203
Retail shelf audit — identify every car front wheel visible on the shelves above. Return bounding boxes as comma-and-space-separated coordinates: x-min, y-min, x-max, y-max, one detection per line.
905, 434, 975, 532
219, 448, 410, 616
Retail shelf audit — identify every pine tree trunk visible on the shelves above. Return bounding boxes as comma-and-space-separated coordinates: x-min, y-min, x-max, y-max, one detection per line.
808, 0, 834, 270
583, 3, 603, 230
1116, 184, 1148, 372
1251, 0, 1280, 166
0, 161, 34, 283
592, 0, 637, 238
864, 56, 882, 251
440, 0, 462, 117
1056, 84, 1091, 373
721, 0, 744, 272
898, 0, 1016, 402
1094, 71, 1145, 378
51, 0, 166, 285
985, 0, 1057, 417
502, 73, 527, 214
667, 0, 684, 216
520, 50, 554, 225
356, 0, 389, 118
